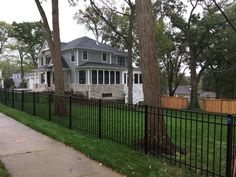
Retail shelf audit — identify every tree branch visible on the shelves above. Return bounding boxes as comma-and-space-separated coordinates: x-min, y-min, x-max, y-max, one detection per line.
212, 0, 236, 32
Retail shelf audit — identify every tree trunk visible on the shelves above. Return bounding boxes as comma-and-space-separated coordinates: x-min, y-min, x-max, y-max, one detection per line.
19, 50, 24, 87
35, 0, 67, 116
135, 0, 178, 154
127, 5, 135, 104
189, 45, 199, 109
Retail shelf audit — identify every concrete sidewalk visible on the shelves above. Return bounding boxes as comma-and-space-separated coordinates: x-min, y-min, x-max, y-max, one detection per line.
0, 113, 123, 177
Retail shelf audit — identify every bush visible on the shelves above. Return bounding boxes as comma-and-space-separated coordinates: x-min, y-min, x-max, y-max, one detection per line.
4, 78, 15, 89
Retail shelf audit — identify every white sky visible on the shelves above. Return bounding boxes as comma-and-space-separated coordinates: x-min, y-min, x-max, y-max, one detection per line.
0, 0, 94, 42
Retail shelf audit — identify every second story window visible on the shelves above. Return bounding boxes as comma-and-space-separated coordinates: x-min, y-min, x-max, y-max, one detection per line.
102, 53, 107, 62
71, 50, 75, 62
82, 51, 88, 61
117, 56, 125, 66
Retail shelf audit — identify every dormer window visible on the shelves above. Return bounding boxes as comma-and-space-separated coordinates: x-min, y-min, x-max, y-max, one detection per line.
102, 53, 107, 62
82, 51, 88, 61
71, 50, 75, 62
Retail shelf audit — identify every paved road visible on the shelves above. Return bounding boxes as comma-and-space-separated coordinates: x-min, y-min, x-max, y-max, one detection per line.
0, 113, 123, 177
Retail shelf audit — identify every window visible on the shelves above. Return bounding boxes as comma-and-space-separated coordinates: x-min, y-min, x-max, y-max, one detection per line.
98, 70, 103, 84
46, 56, 51, 64
117, 56, 125, 66
102, 53, 107, 62
41, 58, 44, 66
139, 74, 142, 83
79, 70, 86, 84
102, 93, 112, 97
124, 73, 127, 84
82, 51, 88, 60
71, 50, 75, 62
40, 73, 45, 84
110, 71, 115, 84
92, 70, 97, 84
105, 71, 109, 84
134, 74, 139, 84
116, 71, 120, 84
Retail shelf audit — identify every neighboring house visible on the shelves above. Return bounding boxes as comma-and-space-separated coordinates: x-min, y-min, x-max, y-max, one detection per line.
174, 85, 191, 98
199, 91, 216, 99
12, 73, 21, 88
33, 36, 143, 103
12, 72, 35, 89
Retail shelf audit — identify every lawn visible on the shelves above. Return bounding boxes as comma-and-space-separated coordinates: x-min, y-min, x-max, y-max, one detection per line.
0, 161, 10, 177
0, 103, 203, 177
0, 91, 234, 176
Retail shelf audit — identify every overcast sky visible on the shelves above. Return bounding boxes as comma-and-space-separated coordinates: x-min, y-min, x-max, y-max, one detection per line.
0, 0, 94, 42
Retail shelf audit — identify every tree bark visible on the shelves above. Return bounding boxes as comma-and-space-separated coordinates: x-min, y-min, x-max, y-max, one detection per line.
127, 4, 135, 104
189, 43, 199, 109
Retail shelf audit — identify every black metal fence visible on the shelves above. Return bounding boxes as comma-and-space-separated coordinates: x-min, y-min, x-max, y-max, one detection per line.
0, 89, 235, 177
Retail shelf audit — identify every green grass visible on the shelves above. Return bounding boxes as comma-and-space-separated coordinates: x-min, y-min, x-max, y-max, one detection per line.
0, 161, 10, 177
0, 103, 202, 177
0, 91, 231, 176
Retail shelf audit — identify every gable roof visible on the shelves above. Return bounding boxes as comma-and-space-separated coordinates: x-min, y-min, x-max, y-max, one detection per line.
62, 36, 127, 56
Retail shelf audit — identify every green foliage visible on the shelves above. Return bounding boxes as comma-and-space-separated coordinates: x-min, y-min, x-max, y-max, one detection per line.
0, 21, 12, 54
10, 21, 46, 67
4, 78, 15, 88
0, 59, 20, 78
201, 3, 236, 98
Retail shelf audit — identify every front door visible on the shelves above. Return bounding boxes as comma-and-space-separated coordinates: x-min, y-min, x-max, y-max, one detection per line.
47, 72, 51, 87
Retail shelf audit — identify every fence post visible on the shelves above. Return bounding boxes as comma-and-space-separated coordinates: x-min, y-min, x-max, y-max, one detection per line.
98, 100, 102, 139
4, 88, 7, 105
144, 105, 149, 154
69, 96, 72, 129
226, 114, 234, 177
12, 89, 14, 108
48, 94, 51, 121
33, 92, 36, 115
21, 90, 24, 111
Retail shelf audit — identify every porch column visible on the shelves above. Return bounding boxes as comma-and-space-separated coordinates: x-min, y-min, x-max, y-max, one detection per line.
44, 71, 47, 84
87, 69, 91, 99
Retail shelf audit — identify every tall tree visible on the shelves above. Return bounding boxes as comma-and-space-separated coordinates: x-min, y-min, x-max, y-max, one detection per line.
163, 0, 228, 108
155, 19, 187, 96
35, 0, 67, 115
136, 0, 177, 152
75, 0, 135, 104
35, 0, 65, 96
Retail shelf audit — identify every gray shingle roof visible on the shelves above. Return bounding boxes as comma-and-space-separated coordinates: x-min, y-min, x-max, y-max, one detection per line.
62, 36, 127, 56
175, 85, 191, 95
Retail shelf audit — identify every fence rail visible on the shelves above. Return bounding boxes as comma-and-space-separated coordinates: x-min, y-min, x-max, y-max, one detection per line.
0, 89, 235, 177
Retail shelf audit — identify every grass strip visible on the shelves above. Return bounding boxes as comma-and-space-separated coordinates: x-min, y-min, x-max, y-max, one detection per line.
0, 104, 202, 177
0, 161, 10, 177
